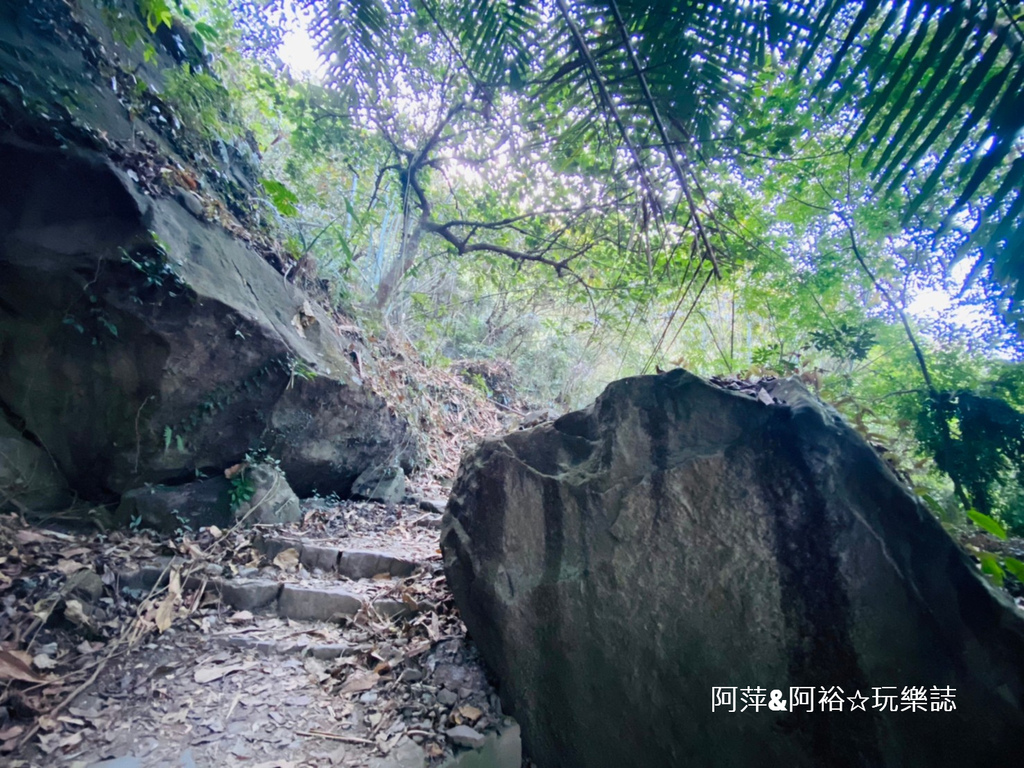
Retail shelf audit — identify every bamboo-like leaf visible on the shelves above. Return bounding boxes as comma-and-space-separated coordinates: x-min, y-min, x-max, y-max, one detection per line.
879, 24, 1006, 196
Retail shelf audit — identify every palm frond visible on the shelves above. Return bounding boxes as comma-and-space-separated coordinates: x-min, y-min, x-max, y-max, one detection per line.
309, 0, 1024, 311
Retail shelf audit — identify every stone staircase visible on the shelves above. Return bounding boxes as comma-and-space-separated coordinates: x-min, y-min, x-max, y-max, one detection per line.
81, 500, 523, 768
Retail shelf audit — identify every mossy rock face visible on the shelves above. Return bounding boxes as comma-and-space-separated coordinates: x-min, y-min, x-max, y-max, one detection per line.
0, 0, 415, 512
0, 138, 413, 502
443, 370, 1024, 768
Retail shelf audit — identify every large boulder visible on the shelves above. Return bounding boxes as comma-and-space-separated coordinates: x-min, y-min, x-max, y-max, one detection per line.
0, 0, 415, 504
442, 370, 1024, 767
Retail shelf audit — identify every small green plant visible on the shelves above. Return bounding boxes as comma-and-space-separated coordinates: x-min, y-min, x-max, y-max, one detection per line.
963, 509, 1024, 589
467, 372, 492, 397
163, 425, 186, 452
288, 357, 318, 388
229, 471, 256, 510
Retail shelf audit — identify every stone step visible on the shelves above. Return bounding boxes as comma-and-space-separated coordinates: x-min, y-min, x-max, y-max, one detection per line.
255, 533, 420, 579
117, 565, 414, 622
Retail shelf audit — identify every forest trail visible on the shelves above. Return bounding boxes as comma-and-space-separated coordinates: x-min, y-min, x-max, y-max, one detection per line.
1, 494, 522, 768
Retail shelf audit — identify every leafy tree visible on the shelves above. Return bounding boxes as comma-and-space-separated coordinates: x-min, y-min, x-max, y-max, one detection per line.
303, 0, 1023, 326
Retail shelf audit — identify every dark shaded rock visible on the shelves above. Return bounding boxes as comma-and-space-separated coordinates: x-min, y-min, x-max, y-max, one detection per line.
419, 498, 447, 515
277, 584, 361, 621
442, 370, 1024, 768
232, 464, 302, 526
0, 137, 414, 504
115, 478, 233, 533
0, 417, 72, 511
352, 464, 406, 503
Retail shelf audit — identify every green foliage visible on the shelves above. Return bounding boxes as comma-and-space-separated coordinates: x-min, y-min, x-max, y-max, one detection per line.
161, 63, 235, 141
229, 471, 256, 510
967, 510, 1008, 541
917, 389, 1024, 520
289, 358, 318, 382
466, 373, 491, 397
809, 322, 876, 363
261, 178, 299, 217
138, 0, 174, 32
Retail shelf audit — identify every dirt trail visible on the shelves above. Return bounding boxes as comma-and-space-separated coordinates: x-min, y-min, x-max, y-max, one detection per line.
1, 497, 522, 768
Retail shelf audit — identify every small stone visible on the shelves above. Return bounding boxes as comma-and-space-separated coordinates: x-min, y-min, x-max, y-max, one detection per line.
446, 725, 486, 749
399, 669, 423, 683
419, 498, 447, 515
176, 188, 204, 219
437, 689, 457, 706
351, 464, 406, 503
308, 643, 349, 660
66, 569, 105, 602
413, 513, 442, 529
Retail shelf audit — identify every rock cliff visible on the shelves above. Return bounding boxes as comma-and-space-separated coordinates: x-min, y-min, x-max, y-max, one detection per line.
0, 0, 414, 509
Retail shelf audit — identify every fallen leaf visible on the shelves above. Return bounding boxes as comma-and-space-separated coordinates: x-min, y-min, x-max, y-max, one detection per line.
33, 654, 57, 671
56, 560, 86, 576
155, 569, 183, 633
7, 649, 32, 666
60, 547, 92, 558
425, 742, 444, 758
57, 731, 84, 749
194, 663, 245, 684
273, 548, 300, 570
208, 525, 224, 538
0, 725, 25, 741
757, 388, 775, 406
340, 669, 379, 694
63, 599, 92, 628
456, 705, 483, 723
226, 611, 254, 624
224, 463, 247, 480
15, 531, 51, 545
